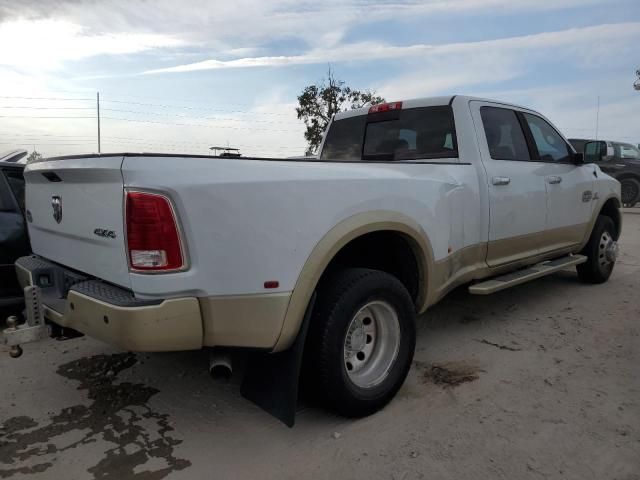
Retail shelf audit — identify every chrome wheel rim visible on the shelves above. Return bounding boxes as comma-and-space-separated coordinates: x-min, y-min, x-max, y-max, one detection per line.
343, 300, 401, 388
598, 230, 618, 266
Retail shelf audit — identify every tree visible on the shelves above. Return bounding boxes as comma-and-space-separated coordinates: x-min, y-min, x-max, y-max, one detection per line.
26, 150, 43, 163
296, 67, 384, 153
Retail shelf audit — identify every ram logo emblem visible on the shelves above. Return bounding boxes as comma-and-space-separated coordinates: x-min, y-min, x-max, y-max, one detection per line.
51, 196, 62, 223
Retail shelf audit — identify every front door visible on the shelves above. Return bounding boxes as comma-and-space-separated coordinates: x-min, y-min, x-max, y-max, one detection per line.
470, 102, 548, 267
519, 112, 594, 252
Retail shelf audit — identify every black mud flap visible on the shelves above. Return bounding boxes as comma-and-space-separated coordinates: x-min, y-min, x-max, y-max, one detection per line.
241, 293, 316, 427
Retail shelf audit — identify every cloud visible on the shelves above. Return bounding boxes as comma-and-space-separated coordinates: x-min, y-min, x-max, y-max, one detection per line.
0, 19, 184, 70
0, 0, 605, 57
143, 22, 640, 76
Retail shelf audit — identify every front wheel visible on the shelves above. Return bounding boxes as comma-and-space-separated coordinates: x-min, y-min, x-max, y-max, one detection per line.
576, 215, 618, 284
306, 268, 416, 417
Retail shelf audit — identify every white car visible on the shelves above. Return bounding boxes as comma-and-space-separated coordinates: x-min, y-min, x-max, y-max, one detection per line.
5, 95, 621, 424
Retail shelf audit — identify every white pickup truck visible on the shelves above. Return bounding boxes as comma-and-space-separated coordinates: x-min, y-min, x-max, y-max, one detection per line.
5, 95, 621, 424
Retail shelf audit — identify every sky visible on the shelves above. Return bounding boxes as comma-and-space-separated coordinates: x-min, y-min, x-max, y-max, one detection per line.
0, 0, 638, 158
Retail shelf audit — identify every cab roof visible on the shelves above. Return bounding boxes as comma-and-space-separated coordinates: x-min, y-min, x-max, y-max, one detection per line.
333, 95, 532, 120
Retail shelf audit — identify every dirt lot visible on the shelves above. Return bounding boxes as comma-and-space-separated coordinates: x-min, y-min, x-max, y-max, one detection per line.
1, 212, 639, 480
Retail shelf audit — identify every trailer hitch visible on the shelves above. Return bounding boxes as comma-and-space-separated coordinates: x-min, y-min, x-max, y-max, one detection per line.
2, 286, 50, 358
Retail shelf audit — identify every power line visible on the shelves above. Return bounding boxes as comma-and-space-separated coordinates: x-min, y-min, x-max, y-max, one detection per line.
0, 132, 96, 138
0, 95, 93, 101
0, 115, 96, 119
0, 142, 95, 146
100, 108, 300, 125
101, 116, 299, 132
0, 106, 95, 110
0, 94, 295, 117
101, 99, 292, 116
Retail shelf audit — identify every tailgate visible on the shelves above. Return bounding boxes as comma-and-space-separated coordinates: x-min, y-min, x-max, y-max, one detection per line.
24, 156, 131, 289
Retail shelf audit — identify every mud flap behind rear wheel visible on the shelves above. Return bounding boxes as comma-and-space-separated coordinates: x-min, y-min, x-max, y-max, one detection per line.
241, 293, 316, 428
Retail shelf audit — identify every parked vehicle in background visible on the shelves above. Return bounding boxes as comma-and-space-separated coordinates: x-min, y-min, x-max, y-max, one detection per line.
6, 96, 621, 425
569, 139, 640, 206
0, 153, 29, 315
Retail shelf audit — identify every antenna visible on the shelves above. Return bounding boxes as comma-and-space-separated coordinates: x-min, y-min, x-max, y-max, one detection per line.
97, 92, 101, 153
595, 96, 600, 141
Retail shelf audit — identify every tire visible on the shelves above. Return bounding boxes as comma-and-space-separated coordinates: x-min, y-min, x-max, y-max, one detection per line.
305, 268, 416, 417
576, 215, 618, 284
620, 177, 640, 207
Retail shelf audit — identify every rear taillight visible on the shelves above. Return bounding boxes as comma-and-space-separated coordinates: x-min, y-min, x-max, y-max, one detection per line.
126, 191, 184, 271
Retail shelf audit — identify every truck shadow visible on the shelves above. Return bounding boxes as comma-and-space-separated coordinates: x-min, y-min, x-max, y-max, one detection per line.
0, 269, 594, 478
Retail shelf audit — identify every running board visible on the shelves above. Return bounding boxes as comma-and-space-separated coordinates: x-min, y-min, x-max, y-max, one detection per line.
468, 255, 587, 295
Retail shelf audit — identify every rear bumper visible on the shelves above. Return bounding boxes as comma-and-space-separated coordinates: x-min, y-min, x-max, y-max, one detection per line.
15, 256, 203, 351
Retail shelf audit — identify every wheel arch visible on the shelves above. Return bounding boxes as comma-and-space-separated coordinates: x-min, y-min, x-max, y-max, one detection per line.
598, 196, 622, 240
272, 211, 434, 352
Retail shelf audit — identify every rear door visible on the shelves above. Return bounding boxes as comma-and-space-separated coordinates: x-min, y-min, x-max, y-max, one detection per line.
24, 156, 131, 288
470, 102, 548, 267
520, 113, 594, 252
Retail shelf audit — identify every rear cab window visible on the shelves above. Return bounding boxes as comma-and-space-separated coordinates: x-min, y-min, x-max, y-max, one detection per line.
320, 105, 458, 162
480, 106, 531, 161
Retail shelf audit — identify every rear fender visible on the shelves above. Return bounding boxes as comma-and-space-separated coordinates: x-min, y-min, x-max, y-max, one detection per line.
272, 210, 433, 352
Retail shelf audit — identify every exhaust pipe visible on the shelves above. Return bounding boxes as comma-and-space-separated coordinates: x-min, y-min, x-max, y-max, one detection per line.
209, 348, 232, 380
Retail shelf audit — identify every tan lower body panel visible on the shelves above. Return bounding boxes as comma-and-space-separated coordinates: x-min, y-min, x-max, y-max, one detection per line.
486, 223, 588, 267
18, 263, 202, 351
56, 291, 203, 351
199, 292, 291, 348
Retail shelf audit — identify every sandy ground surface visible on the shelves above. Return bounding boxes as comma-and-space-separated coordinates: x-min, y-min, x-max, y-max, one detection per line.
1, 212, 639, 480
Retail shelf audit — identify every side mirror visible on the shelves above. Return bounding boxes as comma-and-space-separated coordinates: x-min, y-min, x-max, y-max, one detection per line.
584, 141, 606, 163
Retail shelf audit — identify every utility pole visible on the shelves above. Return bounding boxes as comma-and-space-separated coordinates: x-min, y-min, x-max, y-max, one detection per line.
97, 92, 101, 154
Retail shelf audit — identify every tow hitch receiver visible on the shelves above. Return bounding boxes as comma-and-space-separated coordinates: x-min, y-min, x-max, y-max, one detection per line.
3, 286, 50, 358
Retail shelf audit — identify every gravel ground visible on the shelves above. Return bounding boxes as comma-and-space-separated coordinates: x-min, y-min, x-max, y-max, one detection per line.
1, 212, 639, 480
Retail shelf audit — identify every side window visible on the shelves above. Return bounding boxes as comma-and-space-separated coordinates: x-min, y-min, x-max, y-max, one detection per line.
615, 142, 640, 160
522, 113, 571, 163
480, 107, 530, 161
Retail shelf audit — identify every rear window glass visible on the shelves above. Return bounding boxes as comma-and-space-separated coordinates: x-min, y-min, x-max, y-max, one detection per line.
320, 106, 458, 161
319, 115, 367, 160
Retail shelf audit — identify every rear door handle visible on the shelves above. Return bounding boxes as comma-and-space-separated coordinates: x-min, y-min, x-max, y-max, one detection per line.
492, 176, 511, 186
547, 176, 562, 184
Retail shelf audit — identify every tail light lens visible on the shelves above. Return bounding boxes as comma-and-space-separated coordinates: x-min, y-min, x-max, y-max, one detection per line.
126, 191, 184, 271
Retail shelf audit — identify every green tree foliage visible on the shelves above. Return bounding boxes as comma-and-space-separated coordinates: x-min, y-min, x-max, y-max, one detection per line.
296, 67, 384, 153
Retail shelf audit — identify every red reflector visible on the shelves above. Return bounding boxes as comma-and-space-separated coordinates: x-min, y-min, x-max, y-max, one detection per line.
126, 191, 184, 271
264, 281, 279, 289
368, 101, 402, 114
